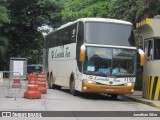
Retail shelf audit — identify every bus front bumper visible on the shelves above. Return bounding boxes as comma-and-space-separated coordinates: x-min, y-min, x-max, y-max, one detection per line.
82, 82, 134, 94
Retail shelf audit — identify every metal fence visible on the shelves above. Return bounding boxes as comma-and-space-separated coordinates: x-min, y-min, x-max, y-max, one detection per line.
0, 71, 26, 100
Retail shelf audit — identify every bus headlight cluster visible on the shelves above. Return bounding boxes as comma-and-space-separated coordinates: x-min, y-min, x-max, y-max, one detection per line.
124, 82, 133, 86
127, 82, 132, 86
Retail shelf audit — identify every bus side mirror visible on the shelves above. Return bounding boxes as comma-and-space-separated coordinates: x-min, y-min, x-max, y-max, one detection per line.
79, 45, 86, 62
138, 49, 146, 66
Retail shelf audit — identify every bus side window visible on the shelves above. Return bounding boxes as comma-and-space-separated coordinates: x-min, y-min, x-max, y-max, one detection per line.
61, 23, 77, 45
77, 22, 84, 46
76, 22, 84, 72
71, 28, 76, 42
154, 39, 160, 60
144, 40, 153, 61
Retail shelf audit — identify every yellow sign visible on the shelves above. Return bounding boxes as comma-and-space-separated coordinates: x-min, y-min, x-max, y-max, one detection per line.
95, 52, 106, 55
136, 18, 151, 28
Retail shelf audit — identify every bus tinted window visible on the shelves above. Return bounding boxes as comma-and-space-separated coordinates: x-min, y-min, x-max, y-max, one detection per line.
154, 39, 160, 60
77, 22, 84, 44
85, 22, 135, 47
83, 47, 136, 76
76, 22, 84, 72
45, 23, 77, 48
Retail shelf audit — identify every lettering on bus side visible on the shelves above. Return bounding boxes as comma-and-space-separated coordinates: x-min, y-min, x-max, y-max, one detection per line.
55, 49, 64, 58
65, 47, 70, 57
51, 47, 71, 59
51, 51, 54, 59
94, 76, 109, 81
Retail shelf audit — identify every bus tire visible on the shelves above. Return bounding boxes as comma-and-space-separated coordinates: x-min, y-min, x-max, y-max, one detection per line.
56, 85, 61, 90
48, 74, 56, 89
70, 80, 79, 96
52, 75, 56, 89
48, 82, 53, 89
111, 94, 118, 100
47, 74, 53, 89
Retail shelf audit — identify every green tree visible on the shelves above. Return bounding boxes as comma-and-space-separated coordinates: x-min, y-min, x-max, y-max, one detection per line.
108, 0, 140, 24
0, 0, 62, 70
5, 0, 62, 65
0, 0, 10, 24
109, 0, 160, 24
137, 0, 160, 21
0, 0, 10, 59
61, 0, 111, 22
0, 36, 8, 58
0, 0, 10, 71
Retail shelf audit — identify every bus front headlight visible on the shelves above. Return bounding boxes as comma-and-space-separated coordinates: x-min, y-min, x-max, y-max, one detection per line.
127, 82, 132, 86
87, 80, 93, 84
83, 80, 96, 84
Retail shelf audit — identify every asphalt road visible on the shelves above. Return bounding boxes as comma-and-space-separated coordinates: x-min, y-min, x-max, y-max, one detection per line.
0, 87, 159, 111
0, 80, 159, 120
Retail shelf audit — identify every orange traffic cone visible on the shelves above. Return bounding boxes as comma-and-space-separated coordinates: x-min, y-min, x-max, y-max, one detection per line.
37, 72, 47, 94
24, 73, 41, 99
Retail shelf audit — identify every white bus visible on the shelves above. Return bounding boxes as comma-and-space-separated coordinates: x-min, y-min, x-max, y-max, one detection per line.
43, 18, 143, 99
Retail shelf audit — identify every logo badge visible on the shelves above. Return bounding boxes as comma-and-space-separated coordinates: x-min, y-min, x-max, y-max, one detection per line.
88, 76, 93, 80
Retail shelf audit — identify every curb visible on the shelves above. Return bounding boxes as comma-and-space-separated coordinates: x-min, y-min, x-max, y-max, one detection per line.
123, 95, 160, 108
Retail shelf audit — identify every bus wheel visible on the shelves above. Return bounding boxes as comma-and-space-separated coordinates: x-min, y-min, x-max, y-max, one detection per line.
70, 80, 78, 96
56, 85, 61, 90
48, 82, 52, 89
47, 76, 53, 89
111, 94, 118, 100
51, 75, 57, 89
48, 74, 56, 89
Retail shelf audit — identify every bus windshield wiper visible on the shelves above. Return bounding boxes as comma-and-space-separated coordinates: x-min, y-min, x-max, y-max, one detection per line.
98, 72, 111, 76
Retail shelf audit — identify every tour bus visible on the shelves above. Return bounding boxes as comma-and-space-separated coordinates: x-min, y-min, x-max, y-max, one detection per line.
43, 18, 145, 99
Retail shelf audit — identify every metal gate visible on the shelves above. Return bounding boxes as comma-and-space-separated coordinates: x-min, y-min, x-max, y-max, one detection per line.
0, 71, 26, 100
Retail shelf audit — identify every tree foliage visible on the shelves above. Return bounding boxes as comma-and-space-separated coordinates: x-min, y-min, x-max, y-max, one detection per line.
109, 0, 160, 24
0, 0, 10, 61
61, 0, 160, 25
0, 0, 62, 70
0, 0, 10, 24
61, 0, 111, 22
9, 0, 62, 28
1, 0, 160, 70
61, 0, 160, 50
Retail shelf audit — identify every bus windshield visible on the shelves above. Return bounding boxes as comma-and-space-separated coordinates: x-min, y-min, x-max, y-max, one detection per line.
85, 22, 135, 46
83, 47, 136, 76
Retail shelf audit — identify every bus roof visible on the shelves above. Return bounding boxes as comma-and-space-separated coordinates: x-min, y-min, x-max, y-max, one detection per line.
77, 18, 132, 25
46, 18, 133, 38
58, 18, 132, 30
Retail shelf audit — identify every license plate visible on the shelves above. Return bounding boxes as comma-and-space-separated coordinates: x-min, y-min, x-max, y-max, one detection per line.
106, 88, 114, 92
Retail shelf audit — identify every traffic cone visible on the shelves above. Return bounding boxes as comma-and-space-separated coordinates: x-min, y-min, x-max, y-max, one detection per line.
12, 77, 22, 88
24, 73, 41, 99
27, 73, 38, 81
37, 72, 47, 94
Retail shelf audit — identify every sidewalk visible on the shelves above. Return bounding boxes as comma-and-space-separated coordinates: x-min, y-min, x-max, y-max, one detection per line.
123, 91, 160, 108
